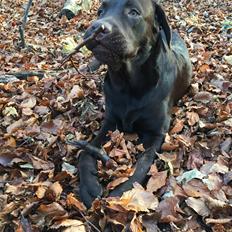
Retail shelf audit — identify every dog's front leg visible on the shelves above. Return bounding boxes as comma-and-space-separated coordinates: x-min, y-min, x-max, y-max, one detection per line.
79, 120, 115, 208
109, 135, 164, 197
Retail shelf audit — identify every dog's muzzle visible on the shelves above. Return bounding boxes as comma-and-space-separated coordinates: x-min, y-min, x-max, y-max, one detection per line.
84, 20, 135, 66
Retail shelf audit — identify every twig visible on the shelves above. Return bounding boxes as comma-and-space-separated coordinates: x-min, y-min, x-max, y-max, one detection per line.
19, 25, 26, 48
78, 209, 101, 232
59, 25, 105, 68
66, 139, 110, 164
19, 0, 33, 48
20, 215, 32, 232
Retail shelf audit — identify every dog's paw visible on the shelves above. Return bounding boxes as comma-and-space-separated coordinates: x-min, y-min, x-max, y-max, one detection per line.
79, 170, 103, 208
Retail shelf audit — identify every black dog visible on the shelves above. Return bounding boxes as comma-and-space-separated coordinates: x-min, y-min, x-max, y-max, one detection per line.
79, 0, 192, 208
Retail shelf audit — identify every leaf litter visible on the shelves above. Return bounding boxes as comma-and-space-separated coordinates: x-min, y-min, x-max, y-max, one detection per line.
0, 0, 231, 231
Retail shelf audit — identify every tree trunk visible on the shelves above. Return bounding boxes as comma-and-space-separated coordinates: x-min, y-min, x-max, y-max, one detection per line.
60, 0, 92, 20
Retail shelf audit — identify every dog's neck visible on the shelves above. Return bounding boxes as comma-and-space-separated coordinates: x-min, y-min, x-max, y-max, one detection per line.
106, 32, 166, 94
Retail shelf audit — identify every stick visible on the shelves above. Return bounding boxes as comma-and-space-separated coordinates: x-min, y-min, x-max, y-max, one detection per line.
66, 139, 110, 164
59, 25, 105, 68
7, 71, 45, 79
19, 0, 33, 48
19, 25, 26, 48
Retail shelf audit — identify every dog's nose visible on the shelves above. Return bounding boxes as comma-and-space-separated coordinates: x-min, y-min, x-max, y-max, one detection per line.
89, 21, 113, 40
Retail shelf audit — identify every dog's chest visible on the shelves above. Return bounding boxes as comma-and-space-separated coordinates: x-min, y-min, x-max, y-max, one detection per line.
104, 83, 156, 132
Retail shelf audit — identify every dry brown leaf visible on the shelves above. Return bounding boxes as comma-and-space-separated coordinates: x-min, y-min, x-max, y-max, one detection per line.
6, 119, 24, 134
157, 197, 182, 223
0, 202, 17, 217
20, 96, 37, 108
194, 91, 212, 103
107, 183, 158, 212
107, 177, 129, 190
66, 193, 87, 211
183, 179, 210, 198
205, 218, 232, 224
41, 119, 64, 135
176, 135, 192, 147
68, 85, 84, 99
6, 137, 16, 148
161, 143, 179, 151
146, 171, 167, 192
142, 214, 160, 232
204, 195, 228, 210
147, 164, 158, 175
22, 107, 33, 116
0, 153, 18, 167
51, 219, 86, 232
35, 185, 47, 199
30, 155, 55, 170
186, 111, 199, 126
45, 182, 63, 201
198, 64, 210, 73
170, 119, 184, 134
185, 197, 210, 217
186, 149, 204, 169
38, 202, 67, 219
34, 105, 50, 115
130, 214, 143, 232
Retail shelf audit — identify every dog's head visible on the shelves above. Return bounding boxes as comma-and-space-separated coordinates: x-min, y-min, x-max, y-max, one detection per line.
84, 0, 171, 67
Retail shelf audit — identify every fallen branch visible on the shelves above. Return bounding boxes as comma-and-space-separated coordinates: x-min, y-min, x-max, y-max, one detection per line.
0, 72, 45, 83
60, 0, 92, 20
7, 71, 45, 79
66, 139, 116, 169
19, 0, 33, 48
59, 25, 105, 68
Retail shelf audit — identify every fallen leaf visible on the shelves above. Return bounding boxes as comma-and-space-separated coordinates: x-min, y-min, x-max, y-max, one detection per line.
186, 149, 204, 169
186, 111, 199, 126
107, 177, 129, 190
157, 197, 182, 223
130, 214, 143, 232
30, 155, 55, 170
107, 183, 158, 212
68, 85, 84, 99
34, 106, 50, 115
6, 119, 24, 134
20, 96, 37, 108
170, 119, 184, 134
51, 219, 86, 232
186, 197, 210, 217
194, 91, 213, 103
146, 171, 167, 192
66, 193, 87, 211
61, 37, 78, 54
183, 179, 210, 197
199, 64, 210, 73
2, 106, 18, 117
35, 185, 47, 199
38, 202, 67, 220
45, 182, 63, 201
206, 218, 232, 224
223, 55, 232, 65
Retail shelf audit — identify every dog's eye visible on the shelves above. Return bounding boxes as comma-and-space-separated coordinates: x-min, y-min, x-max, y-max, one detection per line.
128, 9, 140, 17
97, 9, 104, 17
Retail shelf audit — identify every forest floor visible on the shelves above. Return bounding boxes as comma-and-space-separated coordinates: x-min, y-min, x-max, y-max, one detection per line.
0, 0, 231, 231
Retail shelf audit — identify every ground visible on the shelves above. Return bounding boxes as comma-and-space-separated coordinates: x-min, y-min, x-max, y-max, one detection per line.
0, 0, 231, 231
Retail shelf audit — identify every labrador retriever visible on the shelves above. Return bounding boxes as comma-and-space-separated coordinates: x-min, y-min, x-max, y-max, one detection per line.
79, 0, 192, 208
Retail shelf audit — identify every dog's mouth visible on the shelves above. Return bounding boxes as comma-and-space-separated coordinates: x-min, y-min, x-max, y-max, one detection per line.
85, 33, 139, 66
91, 43, 121, 66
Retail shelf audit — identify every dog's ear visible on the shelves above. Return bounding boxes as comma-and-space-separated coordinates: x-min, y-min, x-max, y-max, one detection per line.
154, 3, 171, 48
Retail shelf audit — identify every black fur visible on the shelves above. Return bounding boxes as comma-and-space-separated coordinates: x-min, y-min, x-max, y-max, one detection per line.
79, 0, 192, 208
